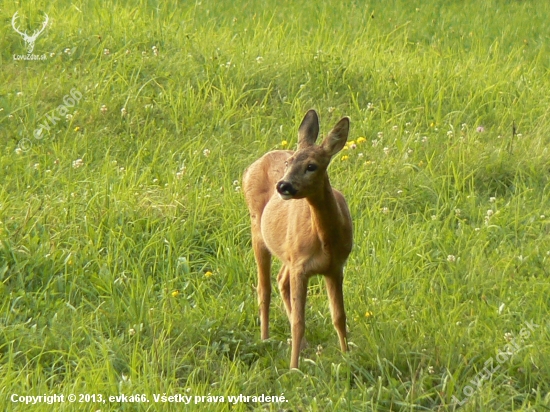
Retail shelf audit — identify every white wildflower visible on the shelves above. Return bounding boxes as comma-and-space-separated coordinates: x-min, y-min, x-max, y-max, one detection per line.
72, 158, 84, 169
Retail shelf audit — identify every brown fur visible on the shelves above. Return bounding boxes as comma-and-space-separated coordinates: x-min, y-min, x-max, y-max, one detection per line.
242, 110, 353, 368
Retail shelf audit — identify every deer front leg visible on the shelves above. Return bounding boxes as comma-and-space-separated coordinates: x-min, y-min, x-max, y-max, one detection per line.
279, 266, 309, 356
252, 237, 271, 340
290, 273, 308, 369
324, 272, 348, 352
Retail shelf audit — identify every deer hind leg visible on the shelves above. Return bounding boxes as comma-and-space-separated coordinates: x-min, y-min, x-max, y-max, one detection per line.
277, 265, 292, 320
252, 231, 271, 340
324, 273, 348, 352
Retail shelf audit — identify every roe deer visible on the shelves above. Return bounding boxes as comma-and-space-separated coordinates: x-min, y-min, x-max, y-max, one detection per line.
242, 109, 353, 368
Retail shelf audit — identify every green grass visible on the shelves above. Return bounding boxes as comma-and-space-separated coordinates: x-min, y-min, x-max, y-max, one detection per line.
2, 0, 550, 410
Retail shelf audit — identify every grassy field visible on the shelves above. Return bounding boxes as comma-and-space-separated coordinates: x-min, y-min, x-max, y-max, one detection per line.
2, 0, 550, 410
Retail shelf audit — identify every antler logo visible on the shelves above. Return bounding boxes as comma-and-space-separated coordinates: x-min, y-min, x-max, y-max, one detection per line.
12, 11, 49, 54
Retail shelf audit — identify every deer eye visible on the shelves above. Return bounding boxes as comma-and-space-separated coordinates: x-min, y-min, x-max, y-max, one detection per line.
306, 164, 318, 172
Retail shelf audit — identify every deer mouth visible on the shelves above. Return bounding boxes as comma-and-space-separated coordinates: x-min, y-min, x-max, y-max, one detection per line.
276, 181, 298, 200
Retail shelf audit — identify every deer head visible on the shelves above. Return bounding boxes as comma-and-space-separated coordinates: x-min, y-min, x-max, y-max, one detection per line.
12, 11, 49, 54
276, 110, 349, 200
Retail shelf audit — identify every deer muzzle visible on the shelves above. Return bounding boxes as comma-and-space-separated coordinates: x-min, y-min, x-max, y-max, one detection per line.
276, 181, 297, 200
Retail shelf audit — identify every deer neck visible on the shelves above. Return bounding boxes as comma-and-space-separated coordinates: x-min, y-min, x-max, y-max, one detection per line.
306, 175, 343, 252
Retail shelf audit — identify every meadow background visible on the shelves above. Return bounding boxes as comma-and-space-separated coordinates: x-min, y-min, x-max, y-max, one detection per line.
1, 0, 550, 410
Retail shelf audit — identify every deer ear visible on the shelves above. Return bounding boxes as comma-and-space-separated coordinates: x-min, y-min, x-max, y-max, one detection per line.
297, 110, 320, 149
321, 117, 350, 156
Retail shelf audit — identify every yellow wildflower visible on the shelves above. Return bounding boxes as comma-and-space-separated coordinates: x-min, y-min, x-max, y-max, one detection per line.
341, 155, 349, 161
171, 290, 180, 297
357, 137, 367, 144
281, 140, 288, 147
365, 311, 374, 318
74, 126, 80, 132
205, 271, 213, 278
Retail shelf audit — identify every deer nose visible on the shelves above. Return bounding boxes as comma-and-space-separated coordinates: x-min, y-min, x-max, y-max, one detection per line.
276, 181, 297, 196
